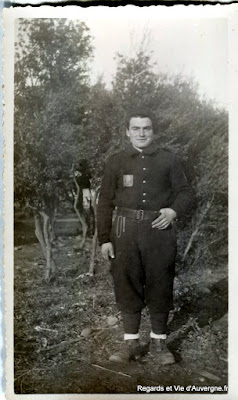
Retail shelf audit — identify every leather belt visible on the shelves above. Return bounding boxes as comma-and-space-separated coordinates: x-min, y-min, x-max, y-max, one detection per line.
116, 207, 161, 221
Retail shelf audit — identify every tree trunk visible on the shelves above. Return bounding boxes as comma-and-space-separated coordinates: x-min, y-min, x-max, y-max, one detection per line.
88, 187, 100, 276
34, 214, 47, 258
40, 211, 56, 282
89, 226, 97, 276
73, 176, 88, 249
49, 207, 57, 242
34, 210, 56, 281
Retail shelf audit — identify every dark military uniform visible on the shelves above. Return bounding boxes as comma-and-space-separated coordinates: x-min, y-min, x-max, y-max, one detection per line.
97, 143, 193, 330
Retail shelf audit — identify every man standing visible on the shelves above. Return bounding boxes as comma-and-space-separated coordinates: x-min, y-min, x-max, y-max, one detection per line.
97, 110, 194, 365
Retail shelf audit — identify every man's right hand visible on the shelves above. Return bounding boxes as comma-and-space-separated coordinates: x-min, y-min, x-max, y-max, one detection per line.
101, 242, 115, 261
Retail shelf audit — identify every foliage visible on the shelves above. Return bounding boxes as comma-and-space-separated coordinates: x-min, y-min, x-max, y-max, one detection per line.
14, 19, 93, 214
78, 78, 118, 188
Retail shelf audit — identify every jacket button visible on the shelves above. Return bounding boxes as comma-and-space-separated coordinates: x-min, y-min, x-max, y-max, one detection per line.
143, 168, 146, 170
143, 180, 146, 183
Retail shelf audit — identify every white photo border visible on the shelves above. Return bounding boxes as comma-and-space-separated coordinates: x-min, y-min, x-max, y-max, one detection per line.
3, 5, 238, 399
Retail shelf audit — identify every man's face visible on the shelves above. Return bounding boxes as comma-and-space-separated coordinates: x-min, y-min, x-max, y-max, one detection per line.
126, 117, 154, 149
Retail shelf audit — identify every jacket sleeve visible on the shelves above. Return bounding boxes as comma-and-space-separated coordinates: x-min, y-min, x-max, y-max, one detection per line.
97, 157, 117, 246
169, 155, 194, 219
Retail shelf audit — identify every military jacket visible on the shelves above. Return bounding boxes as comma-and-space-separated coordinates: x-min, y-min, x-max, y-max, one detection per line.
97, 143, 194, 245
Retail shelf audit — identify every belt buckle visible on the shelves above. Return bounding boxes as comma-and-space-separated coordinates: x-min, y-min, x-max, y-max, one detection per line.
138, 209, 144, 220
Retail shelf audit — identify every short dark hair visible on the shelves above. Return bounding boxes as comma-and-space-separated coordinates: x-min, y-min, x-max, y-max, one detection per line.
125, 108, 157, 131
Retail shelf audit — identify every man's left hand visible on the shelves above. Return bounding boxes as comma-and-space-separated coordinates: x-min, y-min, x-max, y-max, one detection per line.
152, 208, 177, 230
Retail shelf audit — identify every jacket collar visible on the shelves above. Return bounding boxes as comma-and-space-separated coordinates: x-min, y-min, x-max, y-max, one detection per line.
125, 143, 159, 156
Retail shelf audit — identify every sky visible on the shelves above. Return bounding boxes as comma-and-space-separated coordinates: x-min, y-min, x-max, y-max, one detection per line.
83, 12, 227, 108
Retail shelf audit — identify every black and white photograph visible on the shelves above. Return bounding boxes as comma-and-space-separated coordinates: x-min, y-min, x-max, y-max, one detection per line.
3, 5, 238, 399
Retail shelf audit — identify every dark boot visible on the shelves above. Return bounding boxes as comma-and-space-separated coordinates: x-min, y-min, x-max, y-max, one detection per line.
109, 339, 141, 363
149, 338, 175, 365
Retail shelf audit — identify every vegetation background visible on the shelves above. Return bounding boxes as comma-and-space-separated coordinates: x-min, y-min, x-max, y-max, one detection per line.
14, 19, 228, 394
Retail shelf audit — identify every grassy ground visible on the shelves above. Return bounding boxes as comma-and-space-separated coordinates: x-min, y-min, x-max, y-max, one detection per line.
14, 219, 228, 394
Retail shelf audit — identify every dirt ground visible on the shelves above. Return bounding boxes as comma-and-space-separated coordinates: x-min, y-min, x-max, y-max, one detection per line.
14, 219, 228, 394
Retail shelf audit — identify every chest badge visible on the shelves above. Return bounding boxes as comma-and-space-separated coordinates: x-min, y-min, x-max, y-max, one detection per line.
123, 174, 133, 187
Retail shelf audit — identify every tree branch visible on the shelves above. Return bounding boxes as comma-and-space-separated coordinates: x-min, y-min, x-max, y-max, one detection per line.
183, 195, 215, 261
